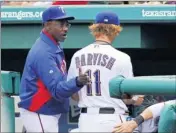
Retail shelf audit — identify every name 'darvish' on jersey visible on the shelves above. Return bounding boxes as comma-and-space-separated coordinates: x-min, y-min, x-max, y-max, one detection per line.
75, 53, 116, 70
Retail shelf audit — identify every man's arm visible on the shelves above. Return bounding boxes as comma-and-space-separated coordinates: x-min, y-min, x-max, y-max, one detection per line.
112, 106, 155, 133
112, 100, 175, 133
35, 51, 86, 102
71, 93, 79, 102
140, 106, 155, 120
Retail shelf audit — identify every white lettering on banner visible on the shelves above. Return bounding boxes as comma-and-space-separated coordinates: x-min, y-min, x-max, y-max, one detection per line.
1, 11, 43, 20
142, 9, 176, 17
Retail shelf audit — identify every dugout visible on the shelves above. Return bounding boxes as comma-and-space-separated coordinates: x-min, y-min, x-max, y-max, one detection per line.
1, 5, 176, 132
2, 5, 176, 78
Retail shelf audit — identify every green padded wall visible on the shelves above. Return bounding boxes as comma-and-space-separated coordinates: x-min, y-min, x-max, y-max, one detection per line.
1, 96, 15, 133
2, 24, 141, 49
1, 71, 20, 95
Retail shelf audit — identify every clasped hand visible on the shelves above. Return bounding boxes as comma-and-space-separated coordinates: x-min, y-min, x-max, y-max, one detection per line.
76, 67, 91, 86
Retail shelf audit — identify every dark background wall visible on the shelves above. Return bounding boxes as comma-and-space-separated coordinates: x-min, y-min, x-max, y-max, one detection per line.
2, 48, 176, 76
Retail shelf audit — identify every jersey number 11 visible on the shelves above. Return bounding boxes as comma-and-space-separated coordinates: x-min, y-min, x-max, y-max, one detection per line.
85, 69, 101, 96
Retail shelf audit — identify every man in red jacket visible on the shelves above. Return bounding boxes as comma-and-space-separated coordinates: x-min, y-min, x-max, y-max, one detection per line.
18, 6, 90, 132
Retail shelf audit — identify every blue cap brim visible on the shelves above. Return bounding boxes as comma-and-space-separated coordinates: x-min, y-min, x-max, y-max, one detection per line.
53, 15, 75, 20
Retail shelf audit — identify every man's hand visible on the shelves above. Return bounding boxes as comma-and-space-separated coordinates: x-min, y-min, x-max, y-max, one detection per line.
112, 120, 138, 133
76, 67, 91, 87
122, 95, 144, 105
133, 95, 144, 106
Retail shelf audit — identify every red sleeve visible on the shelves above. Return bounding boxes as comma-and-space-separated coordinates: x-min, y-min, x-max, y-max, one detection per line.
52, 1, 88, 5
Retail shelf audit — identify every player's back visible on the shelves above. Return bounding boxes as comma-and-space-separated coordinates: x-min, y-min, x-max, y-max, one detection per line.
69, 43, 133, 111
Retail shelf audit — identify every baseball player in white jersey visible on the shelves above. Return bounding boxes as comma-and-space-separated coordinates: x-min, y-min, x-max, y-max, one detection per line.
112, 99, 176, 133
67, 11, 144, 132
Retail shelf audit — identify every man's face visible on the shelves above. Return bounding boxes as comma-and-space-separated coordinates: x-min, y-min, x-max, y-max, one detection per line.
47, 19, 71, 42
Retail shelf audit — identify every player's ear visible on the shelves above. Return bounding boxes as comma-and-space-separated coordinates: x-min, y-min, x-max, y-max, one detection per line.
44, 21, 52, 31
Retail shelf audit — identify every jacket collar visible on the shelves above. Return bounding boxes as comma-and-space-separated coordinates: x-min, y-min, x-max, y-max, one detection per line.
40, 30, 62, 54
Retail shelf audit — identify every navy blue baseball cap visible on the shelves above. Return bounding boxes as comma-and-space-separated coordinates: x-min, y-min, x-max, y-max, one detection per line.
95, 11, 120, 25
42, 6, 75, 23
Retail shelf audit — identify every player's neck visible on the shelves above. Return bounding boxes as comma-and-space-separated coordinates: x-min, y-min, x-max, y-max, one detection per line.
95, 36, 112, 45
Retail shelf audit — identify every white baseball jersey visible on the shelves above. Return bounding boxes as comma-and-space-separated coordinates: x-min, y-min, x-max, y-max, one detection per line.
148, 99, 176, 119
67, 43, 134, 112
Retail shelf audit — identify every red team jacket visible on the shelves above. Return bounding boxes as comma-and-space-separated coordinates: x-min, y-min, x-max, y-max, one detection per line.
18, 30, 81, 115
